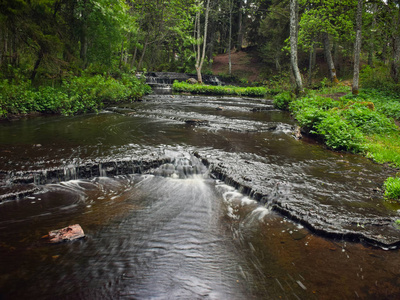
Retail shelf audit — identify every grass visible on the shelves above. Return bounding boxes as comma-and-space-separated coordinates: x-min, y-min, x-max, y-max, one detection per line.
172, 81, 267, 97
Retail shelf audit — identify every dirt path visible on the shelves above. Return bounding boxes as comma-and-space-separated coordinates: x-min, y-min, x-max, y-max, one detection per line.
212, 50, 261, 82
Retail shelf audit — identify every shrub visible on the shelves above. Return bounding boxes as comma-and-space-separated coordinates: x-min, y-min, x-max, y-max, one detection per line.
172, 81, 266, 97
0, 73, 150, 118
314, 114, 365, 153
384, 176, 400, 201
340, 102, 398, 135
273, 91, 294, 110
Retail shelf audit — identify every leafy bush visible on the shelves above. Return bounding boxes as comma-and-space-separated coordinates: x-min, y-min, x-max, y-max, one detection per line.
384, 176, 400, 201
0, 73, 150, 117
273, 91, 294, 110
172, 81, 266, 97
340, 102, 398, 134
314, 114, 365, 153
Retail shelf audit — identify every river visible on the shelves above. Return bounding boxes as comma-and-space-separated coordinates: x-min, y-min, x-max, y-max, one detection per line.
1, 94, 400, 299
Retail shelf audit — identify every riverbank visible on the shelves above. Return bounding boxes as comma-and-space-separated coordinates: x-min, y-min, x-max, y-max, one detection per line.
273, 86, 400, 201
172, 81, 267, 97
0, 73, 151, 118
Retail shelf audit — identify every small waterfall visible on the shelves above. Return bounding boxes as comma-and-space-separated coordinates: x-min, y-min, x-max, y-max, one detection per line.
152, 153, 207, 179
144, 72, 224, 93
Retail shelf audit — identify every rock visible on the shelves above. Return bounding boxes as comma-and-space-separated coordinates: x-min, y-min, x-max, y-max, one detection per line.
47, 224, 85, 243
186, 78, 198, 84
185, 119, 209, 126
292, 125, 302, 139
216, 107, 224, 111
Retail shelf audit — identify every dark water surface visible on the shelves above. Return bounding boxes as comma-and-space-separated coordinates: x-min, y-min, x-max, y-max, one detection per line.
1, 94, 400, 299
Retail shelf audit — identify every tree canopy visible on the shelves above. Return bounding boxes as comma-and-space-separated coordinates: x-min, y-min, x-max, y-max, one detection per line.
0, 0, 400, 88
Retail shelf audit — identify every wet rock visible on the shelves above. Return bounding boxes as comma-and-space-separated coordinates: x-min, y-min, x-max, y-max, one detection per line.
47, 224, 85, 243
185, 119, 209, 126
187, 78, 198, 84
292, 125, 302, 139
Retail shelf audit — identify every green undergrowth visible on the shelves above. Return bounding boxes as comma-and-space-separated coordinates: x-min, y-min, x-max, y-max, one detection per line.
274, 86, 400, 201
172, 81, 267, 97
0, 73, 151, 117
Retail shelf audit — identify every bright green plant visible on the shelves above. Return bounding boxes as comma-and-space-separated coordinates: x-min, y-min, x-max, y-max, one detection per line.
384, 176, 400, 201
172, 81, 267, 97
314, 114, 365, 153
273, 91, 294, 110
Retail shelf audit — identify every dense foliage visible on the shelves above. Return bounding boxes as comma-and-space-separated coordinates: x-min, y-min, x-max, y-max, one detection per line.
0, 74, 150, 117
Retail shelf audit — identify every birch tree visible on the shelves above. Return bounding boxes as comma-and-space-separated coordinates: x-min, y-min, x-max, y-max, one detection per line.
290, 0, 303, 93
195, 0, 211, 83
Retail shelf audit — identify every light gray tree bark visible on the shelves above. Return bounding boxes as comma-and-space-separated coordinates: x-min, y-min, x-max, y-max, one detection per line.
290, 0, 303, 93
390, 2, 400, 83
352, 0, 363, 95
323, 32, 338, 83
195, 0, 211, 83
228, 0, 234, 75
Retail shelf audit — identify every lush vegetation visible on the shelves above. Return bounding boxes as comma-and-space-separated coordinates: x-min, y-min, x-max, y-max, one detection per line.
172, 81, 267, 97
0, 73, 150, 117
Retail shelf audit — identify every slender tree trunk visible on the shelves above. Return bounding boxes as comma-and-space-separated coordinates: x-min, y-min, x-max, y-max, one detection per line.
368, 3, 377, 67
80, 1, 88, 69
31, 50, 44, 81
390, 5, 400, 83
228, 0, 233, 75
138, 35, 149, 71
308, 43, 314, 86
131, 45, 138, 69
391, 35, 400, 83
195, 0, 210, 83
237, 0, 243, 51
290, 0, 303, 93
323, 32, 339, 83
352, 0, 363, 95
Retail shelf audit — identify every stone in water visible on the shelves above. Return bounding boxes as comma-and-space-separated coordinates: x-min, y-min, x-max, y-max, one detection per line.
47, 224, 85, 243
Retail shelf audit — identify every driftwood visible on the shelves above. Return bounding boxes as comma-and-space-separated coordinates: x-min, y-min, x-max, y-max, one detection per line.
46, 224, 85, 243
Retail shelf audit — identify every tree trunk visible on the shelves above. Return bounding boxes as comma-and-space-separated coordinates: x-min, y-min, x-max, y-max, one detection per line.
237, 0, 243, 51
368, 3, 377, 67
131, 45, 138, 69
31, 50, 44, 81
195, 0, 210, 83
390, 5, 400, 83
289, 0, 303, 93
138, 35, 149, 71
308, 43, 314, 86
352, 0, 363, 95
228, 0, 233, 75
80, 0, 88, 69
323, 32, 339, 83
391, 35, 400, 83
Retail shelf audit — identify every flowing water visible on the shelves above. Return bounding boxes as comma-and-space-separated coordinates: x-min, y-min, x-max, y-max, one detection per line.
1, 94, 400, 299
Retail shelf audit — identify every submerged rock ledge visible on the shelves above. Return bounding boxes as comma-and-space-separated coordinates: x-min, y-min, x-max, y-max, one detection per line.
194, 151, 400, 249
2, 148, 399, 249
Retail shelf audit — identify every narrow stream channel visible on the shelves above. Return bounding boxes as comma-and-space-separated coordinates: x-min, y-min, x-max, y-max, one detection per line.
1, 94, 400, 299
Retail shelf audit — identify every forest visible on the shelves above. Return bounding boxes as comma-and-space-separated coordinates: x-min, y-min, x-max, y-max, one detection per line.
1, 0, 400, 89
1, 0, 400, 199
